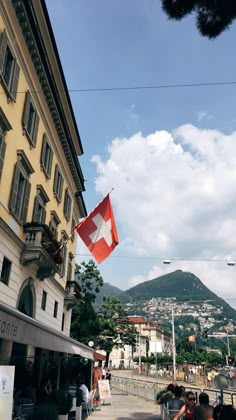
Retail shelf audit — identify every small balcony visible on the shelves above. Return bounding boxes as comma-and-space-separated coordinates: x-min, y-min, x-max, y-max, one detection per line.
64, 280, 81, 310
20, 223, 63, 280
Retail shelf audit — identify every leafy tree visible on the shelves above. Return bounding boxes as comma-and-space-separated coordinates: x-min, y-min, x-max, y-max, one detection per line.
96, 296, 137, 367
71, 260, 104, 344
161, 0, 236, 38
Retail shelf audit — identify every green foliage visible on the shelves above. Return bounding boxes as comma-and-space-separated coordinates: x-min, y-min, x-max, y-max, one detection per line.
134, 350, 224, 366
95, 283, 122, 304
97, 296, 137, 365
75, 260, 104, 303
161, 0, 236, 38
71, 260, 104, 344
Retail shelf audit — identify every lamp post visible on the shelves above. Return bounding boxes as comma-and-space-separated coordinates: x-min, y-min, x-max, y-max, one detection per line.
171, 309, 199, 381
171, 307, 177, 381
138, 324, 141, 374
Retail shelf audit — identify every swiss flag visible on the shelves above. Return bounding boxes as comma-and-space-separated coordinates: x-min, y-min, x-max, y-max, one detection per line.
188, 335, 195, 342
76, 194, 118, 264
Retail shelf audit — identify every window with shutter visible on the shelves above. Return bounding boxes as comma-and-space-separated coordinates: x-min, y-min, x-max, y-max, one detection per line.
0, 132, 6, 181
59, 232, 68, 277
22, 91, 39, 147
53, 164, 64, 202
32, 185, 49, 223
0, 30, 20, 101
71, 216, 76, 242
67, 259, 72, 282
9, 150, 34, 224
49, 211, 61, 240
40, 134, 53, 178
21, 180, 31, 223
0, 107, 12, 182
63, 188, 71, 221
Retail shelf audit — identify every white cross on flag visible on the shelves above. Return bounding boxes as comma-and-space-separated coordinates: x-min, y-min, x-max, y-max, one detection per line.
76, 194, 118, 263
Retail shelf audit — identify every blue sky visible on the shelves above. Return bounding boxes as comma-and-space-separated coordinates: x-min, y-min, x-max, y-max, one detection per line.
46, 0, 236, 304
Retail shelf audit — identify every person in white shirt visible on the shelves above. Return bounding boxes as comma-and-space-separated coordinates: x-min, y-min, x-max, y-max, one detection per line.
79, 382, 90, 404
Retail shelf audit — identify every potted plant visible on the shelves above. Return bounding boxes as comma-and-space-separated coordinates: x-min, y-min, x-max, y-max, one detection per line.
76, 388, 83, 420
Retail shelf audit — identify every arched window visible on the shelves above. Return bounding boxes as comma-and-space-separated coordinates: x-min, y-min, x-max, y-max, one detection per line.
17, 279, 35, 318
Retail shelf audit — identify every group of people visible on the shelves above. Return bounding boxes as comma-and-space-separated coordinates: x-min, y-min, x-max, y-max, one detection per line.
156, 381, 236, 420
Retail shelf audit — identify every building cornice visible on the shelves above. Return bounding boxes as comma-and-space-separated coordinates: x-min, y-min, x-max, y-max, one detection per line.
12, 0, 87, 216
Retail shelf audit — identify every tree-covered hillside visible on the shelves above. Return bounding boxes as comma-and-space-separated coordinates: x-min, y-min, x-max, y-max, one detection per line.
95, 282, 122, 305
119, 270, 236, 320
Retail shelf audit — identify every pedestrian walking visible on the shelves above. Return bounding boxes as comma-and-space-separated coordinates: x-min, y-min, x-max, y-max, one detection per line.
194, 392, 214, 420
105, 369, 112, 388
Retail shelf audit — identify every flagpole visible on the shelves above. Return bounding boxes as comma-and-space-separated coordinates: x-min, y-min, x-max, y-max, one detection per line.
52, 187, 116, 257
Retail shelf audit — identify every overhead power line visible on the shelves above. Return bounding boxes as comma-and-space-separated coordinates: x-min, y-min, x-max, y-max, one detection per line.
74, 253, 236, 263
2, 80, 236, 95
68, 80, 236, 93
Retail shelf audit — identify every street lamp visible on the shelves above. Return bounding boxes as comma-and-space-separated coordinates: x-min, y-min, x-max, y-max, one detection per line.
227, 261, 235, 266
171, 309, 199, 381
163, 259, 172, 265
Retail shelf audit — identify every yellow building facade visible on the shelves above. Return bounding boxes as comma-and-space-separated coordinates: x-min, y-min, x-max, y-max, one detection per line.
0, 0, 93, 389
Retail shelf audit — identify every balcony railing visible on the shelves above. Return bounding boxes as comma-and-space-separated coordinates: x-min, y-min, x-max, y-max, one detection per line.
20, 223, 63, 280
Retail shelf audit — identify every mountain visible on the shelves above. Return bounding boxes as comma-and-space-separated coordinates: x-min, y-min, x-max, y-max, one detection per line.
95, 282, 122, 304
119, 270, 236, 322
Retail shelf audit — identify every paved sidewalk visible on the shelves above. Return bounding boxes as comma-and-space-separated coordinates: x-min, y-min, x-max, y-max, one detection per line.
90, 389, 161, 420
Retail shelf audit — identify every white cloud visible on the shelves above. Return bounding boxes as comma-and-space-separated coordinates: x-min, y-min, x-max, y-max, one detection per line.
197, 111, 215, 122
127, 104, 139, 122
92, 125, 236, 297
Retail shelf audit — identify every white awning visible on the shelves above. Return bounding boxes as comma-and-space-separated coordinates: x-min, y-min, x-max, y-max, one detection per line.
0, 302, 93, 360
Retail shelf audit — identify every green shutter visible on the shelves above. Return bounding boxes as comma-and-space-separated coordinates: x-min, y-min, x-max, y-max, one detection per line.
9, 164, 20, 213
41, 208, 46, 224
53, 165, 58, 195
0, 30, 8, 75
67, 196, 71, 220
0, 136, 6, 181
32, 112, 39, 146
11, 61, 20, 101
40, 134, 47, 169
21, 180, 31, 223
22, 91, 31, 130
63, 190, 67, 218
59, 175, 64, 202
48, 147, 53, 178
67, 260, 72, 282
32, 195, 40, 222
61, 246, 67, 277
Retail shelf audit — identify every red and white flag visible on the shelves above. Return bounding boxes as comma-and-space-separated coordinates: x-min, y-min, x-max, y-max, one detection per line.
76, 194, 118, 264
188, 335, 195, 342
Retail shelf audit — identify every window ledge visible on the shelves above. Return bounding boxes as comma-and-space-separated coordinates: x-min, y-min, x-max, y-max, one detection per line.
22, 128, 36, 148
40, 164, 51, 180
9, 210, 24, 227
0, 76, 15, 103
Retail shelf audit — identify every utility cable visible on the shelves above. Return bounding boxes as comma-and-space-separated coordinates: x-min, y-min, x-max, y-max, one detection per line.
2, 80, 236, 95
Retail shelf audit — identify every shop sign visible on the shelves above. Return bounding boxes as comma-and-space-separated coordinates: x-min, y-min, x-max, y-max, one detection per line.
98, 379, 112, 403
0, 366, 15, 420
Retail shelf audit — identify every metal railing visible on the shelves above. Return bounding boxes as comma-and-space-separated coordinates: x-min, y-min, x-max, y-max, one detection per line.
112, 375, 236, 406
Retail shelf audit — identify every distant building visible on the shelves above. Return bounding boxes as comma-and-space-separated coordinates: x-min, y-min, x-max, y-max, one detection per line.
109, 316, 172, 369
